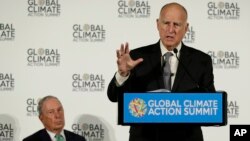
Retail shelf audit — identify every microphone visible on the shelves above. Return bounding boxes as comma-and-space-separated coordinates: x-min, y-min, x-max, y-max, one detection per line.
173, 48, 200, 89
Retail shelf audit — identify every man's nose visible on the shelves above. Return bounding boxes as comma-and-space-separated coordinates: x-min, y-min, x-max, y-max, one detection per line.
54, 111, 61, 118
167, 24, 174, 33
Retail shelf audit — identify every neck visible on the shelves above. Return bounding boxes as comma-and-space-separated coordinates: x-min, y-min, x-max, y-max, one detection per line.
166, 46, 174, 51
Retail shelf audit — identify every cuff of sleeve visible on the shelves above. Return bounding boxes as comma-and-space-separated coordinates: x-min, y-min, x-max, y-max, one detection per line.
115, 71, 129, 86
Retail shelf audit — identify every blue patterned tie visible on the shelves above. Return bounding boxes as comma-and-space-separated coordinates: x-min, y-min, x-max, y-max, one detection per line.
163, 52, 173, 91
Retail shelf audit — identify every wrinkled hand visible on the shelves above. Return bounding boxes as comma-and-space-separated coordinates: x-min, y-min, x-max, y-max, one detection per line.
116, 42, 143, 77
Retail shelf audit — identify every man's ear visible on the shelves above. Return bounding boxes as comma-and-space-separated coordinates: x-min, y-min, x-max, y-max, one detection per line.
185, 23, 189, 32
156, 19, 160, 30
39, 115, 43, 121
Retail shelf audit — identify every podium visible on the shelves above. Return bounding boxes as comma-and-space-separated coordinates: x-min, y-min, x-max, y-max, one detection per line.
118, 91, 227, 126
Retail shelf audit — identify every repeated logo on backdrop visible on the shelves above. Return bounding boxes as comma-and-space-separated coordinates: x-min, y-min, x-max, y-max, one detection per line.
27, 0, 61, 17
27, 48, 60, 67
0, 114, 19, 141
72, 123, 105, 141
207, 1, 240, 20
117, 0, 150, 18
0, 73, 14, 91
207, 50, 239, 69
183, 25, 195, 44
72, 73, 105, 92
26, 97, 40, 116
72, 114, 111, 141
228, 100, 239, 118
0, 23, 15, 41
73, 24, 106, 42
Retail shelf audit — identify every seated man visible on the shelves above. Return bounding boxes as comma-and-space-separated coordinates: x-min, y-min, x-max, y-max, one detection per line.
23, 95, 86, 141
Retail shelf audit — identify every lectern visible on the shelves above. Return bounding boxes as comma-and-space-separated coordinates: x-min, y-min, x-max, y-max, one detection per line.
118, 91, 227, 126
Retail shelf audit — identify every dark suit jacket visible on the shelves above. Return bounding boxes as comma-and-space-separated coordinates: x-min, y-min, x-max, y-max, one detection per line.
107, 41, 215, 141
23, 128, 86, 141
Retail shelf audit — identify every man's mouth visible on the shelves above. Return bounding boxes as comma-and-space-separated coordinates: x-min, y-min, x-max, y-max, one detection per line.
166, 35, 174, 40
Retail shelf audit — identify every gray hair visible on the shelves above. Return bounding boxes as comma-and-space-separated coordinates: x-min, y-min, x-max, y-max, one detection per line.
37, 95, 61, 116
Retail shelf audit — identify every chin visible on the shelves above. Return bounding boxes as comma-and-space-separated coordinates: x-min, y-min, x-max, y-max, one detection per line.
163, 41, 175, 46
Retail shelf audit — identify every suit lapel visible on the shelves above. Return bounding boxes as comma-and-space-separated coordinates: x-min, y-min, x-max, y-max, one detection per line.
148, 42, 161, 70
64, 130, 70, 141
172, 44, 192, 91
40, 129, 52, 141
148, 42, 165, 89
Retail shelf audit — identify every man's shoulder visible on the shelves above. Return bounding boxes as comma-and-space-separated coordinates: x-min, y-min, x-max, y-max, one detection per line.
22, 129, 46, 141
182, 45, 211, 59
64, 129, 86, 141
132, 42, 159, 52
130, 42, 160, 57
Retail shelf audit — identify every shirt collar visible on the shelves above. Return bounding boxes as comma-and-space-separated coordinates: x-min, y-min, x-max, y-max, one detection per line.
160, 41, 182, 57
46, 129, 66, 141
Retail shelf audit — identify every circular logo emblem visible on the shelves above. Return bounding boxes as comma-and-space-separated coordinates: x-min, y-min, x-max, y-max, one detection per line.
129, 98, 147, 117
82, 73, 90, 80
38, 48, 45, 55
217, 51, 224, 58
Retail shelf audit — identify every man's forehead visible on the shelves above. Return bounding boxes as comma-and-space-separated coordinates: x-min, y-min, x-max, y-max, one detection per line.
43, 99, 62, 108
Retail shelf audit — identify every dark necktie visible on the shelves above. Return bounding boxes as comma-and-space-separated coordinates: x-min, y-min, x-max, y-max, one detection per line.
55, 134, 64, 141
163, 52, 173, 91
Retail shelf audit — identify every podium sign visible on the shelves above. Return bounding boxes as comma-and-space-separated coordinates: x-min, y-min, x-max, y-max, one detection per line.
119, 92, 227, 126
